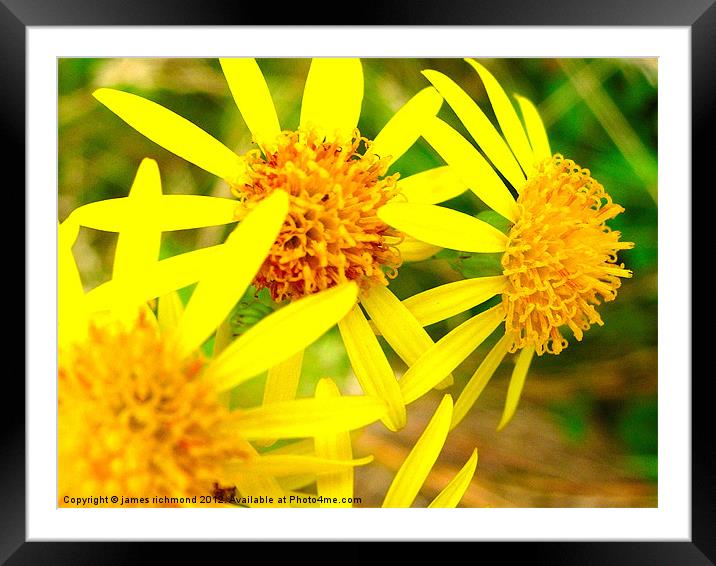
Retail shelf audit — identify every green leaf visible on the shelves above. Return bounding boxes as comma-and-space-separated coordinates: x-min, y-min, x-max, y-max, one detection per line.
451, 252, 504, 278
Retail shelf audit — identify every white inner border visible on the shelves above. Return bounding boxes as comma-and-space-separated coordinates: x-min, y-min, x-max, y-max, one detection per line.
27, 26, 690, 541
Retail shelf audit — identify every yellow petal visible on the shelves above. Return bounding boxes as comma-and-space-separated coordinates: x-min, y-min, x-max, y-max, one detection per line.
515, 94, 552, 163
465, 60, 535, 175
452, 333, 512, 430
223, 439, 287, 507
396, 235, 442, 262
256, 350, 305, 448
382, 395, 453, 508
277, 474, 316, 493
157, 291, 184, 334
402, 275, 507, 327
422, 69, 526, 191
360, 285, 430, 364
337, 304, 406, 431
428, 448, 478, 508
58, 220, 87, 346
434, 375, 455, 390
212, 315, 233, 357
497, 345, 535, 431
400, 305, 505, 404
207, 282, 358, 392
299, 58, 363, 139
264, 439, 315, 456
85, 244, 226, 313
93, 88, 245, 183
68, 195, 238, 233
219, 58, 281, 151
263, 349, 304, 406
370, 87, 442, 167
175, 190, 288, 357
112, 158, 162, 283
361, 285, 453, 389
379, 202, 508, 253
225, 396, 386, 439
420, 117, 518, 222
396, 166, 468, 205
314, 378, 354, 506
225, 454, 371, 477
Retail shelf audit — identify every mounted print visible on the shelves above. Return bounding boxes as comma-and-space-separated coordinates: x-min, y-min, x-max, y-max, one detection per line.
57, 56, 656, 510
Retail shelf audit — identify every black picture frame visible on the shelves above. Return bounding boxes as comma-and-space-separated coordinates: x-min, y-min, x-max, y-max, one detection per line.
6, 0, 704, 562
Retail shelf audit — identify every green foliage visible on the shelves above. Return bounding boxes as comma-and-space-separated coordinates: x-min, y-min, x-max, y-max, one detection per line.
550, 393, 594, 443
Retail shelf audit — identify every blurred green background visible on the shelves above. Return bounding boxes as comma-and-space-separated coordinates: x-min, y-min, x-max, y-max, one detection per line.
58, 58, 657, 507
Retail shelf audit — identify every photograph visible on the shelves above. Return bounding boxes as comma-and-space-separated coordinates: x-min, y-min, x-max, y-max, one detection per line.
57, 56, 657, 509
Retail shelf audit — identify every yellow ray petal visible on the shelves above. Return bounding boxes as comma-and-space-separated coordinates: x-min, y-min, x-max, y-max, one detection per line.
361, 285, 454, 388
428, 448, 478, 508
299, 58, 363, 140
400, 305, 505, 404
263, 439, 315, 456
223, 439, 287, 507
422, 70, 527, 191
68, 195, 238, 233
157, 291, 184, 334
85, 244, 226, 313
175, 190, 288, 357
93, 88, 246, 183
420, 117, 518, 222
337, 304, 406, 431
396, 166, 468, 205
314, 378, 354, 506
112, 158, 162, 283
219, 58, 281, 151
396, 235, 442, 262
58, 220, 87, 346
207, 282, 358, 392
382, 395, 453, 508
224, 396, 386, 439
263, 350, 304, 406
257, 350, 305, 448
402, 275, 507, 327
212, 315, 233, 357
370, 87, 442, 167
452, 333, 512, 430
465, 59, 535, 175
225, 454, 371, 477
379, 202, 508, 253
497, 345, 535, 431
515, 94, 552, 163
277, 474, 316, 493
435, 375, 455, 390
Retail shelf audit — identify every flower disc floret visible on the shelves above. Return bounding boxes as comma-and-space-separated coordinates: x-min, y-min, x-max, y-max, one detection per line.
501, 154, 634, 355
59, 314, 246, 505
235, 129, 402, 302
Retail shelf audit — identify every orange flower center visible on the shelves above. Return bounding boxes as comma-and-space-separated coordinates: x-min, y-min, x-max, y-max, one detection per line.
58, 315, 247, 507
501, 155, 634, 355
233, 129, 402, 302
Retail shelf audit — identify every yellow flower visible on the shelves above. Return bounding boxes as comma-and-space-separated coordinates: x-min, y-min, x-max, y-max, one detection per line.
290, 384, 478, 508
59, 160, 387, 507
378, 60, 634, 430
86, 58, 465, 431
